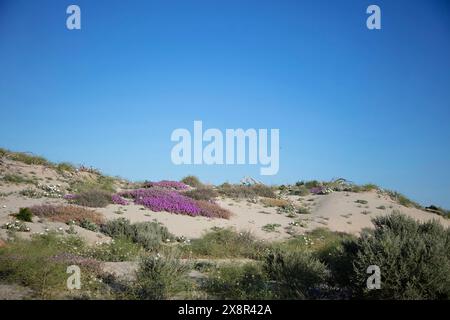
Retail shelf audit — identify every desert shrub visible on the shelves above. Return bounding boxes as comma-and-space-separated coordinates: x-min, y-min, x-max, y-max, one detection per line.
2, 174, 35, 184
133, 251, 190, 299
260, 197, 291, 208
425, 205, 450, 218
204, 263, 274, 299
15, 208, 33, 222
303, 180, 321, 189
131, 222, 174, 250
262, 224, 281, 232
218, 184, 276, 199
79, 219, 99, 232
181, 175, 203, 188
73, 189, 112, 208
86, 237, 142, 262
355, 199, 368, 205
101, 218, 174, 250
183, 187, 218, 201
29, 204, 104, 225
56, 162, 76, 173
264, 250, 329, 299
144, 180, 188, 190
195, 200, 232, 219
386, 190, 420, 208
0, 233, 104, 299
184, 228, 268, 259
344, 212, 450, 299
100, 218, 134, 238
7, 151, 51, 166
70, 175, 116, 194
291, 185, 310, 196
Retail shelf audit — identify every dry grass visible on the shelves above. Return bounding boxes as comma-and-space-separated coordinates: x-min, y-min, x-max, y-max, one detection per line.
29, 204, 104, 225
260, 197, 291, 208
196, 200, 232, 219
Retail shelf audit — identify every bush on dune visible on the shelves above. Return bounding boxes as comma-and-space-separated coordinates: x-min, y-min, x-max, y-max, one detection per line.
184, 228, 267, 259
264, 250, 329, 299
183, 187, 218, 201
72, 189, 112, 208
204, 263, 274, 299
218, 183, 276, 199
29, 204, 104, 225
342, 212, 450, 299
181, 175, 203, 188
100, 218, 174, 250
133, 251, 191, 300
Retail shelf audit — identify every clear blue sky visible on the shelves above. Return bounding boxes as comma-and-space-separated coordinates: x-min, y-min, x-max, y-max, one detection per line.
0, 0, 449, 208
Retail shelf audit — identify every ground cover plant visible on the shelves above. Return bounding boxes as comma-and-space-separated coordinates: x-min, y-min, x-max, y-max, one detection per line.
118, 188, 231, 219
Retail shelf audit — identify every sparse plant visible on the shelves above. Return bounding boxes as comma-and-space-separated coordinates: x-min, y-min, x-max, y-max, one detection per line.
15, 208, 33, 222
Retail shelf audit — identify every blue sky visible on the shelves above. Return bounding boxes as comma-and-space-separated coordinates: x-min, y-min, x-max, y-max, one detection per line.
0, 0, 449, 207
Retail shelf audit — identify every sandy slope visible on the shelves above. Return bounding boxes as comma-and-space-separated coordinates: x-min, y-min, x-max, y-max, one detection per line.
1, 157, 448, 244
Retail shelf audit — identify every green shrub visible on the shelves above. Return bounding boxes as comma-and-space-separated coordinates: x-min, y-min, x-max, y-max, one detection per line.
100, 217, 133, 238
56, 162, 76, 173
181, 175, 203, 188
0, 233, 103, 299
101, 218, 174, 250
184, 228, 268, 259
79, 219, 99, 232
204, 263, 274, 299
2, 174, 35, 184
131, 222, 174, 250
183, 187, 218, 201
264, 250, 329, 299
73, 189, 112, 208
133, 251, 190, 299
386, 191, 420, 208
87, 237, 142, 262
7, 151, 51, 166
218, 184, 276, 199
15, 208, 33, 222
345, 212, 450, 299
70, 175, 116, 194
303, 180, 321, 189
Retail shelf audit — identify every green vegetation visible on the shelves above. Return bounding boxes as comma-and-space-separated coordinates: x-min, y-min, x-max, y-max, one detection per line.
0, 233, 106, 299
183, 187, 218, 201
56, 162, 76, 173
343, 212, 450, 299
262, 224, 281, 233
73, 189, 112, 208
101, 218, 174, 250
133, 251, 191, 299
218, 183, 276, 199
204, 263, 273, 299
181, 228, 268, 259
70, 175, 116, 194
386, 190, 420, 208
180, 175, 203, 188
1, 174, 36, 185
15, 208, 33, 222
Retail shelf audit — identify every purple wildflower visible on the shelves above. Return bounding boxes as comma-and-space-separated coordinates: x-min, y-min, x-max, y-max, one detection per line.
111, 194, 129, 205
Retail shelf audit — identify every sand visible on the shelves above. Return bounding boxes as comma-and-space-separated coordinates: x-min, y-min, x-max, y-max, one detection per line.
1, 157, 449, 244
